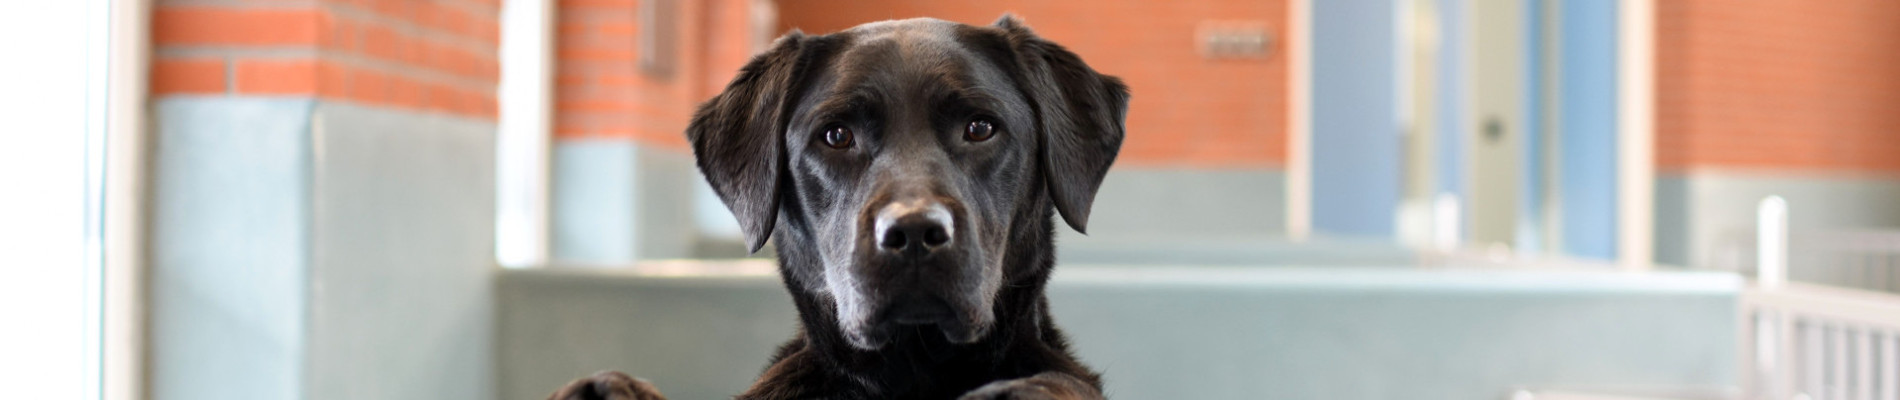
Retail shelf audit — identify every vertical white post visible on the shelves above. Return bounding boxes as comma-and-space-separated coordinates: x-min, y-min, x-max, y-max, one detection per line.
497, 0, 556, 268
1434, 193, 1462, 252
1756, 311, 1780, 398
1806, 323, 1826, 399
1856, 330, 1872, 400
1286, 0, 1313, 241
1759, 195, 1789, 290
1833, 326, 1848, 400
1617, 0, 1656, 270
104, 0, 152, 399
1881, 333, 1896, 400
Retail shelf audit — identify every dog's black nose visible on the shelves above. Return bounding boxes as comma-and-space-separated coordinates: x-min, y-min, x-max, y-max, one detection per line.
874, 199, 954, 254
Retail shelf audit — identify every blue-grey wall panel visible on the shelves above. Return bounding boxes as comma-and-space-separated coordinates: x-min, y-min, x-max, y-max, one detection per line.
553, 140, 639, 263
306, 102, 497, 400
1081, 168, 1287, 237
1519, 0, 1548, 251
1436, 0, 1471, 221
551, 140, 703, 263
151, 98, 499, 400
151, 97, 315, 400
1312, 0, 1402, 237
1558, 0, 1620, 259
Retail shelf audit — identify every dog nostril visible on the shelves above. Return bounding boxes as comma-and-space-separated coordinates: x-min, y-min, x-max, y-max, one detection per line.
880, 230, 908, 250
922, 226, 950, 247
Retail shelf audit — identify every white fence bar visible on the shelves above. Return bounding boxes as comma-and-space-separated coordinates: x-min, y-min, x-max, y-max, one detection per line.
1855, 330, 1871, 400
1832, 325, 1847, 400
1882, 334, 1896, 400
1759, 196, 1789, 290
1745, 284, 1900, 400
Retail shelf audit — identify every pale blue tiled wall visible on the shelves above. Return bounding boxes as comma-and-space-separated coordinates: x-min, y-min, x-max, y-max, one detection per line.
152, 98, 315, 400
150, 98, 497, 400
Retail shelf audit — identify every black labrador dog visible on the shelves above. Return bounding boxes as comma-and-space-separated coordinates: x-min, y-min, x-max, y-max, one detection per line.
549, 15, 1128, 400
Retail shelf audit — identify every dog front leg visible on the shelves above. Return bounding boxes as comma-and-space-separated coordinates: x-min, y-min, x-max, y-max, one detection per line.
545, 371, 669, 400
958, 372, 1104, 400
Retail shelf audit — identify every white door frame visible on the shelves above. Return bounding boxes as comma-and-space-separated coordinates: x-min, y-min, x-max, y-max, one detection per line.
1287, 0, 1312, 240
1616, 0, 1655, 270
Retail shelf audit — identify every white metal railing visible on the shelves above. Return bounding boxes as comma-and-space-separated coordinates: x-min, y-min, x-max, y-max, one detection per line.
1744, 196, 1900, 400
1718, 198, 1900, 295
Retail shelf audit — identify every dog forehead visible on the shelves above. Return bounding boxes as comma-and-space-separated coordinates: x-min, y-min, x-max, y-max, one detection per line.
826, 19, 1007, 90
842, 17, 963, 46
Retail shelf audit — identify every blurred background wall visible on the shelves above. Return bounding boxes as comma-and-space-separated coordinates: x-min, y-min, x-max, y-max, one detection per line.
147, 1, 500, 398
548, 0, 1293, 264
96, 0, 1900, 399
533, 0, 1900, 269
1652, 0, 1900, 271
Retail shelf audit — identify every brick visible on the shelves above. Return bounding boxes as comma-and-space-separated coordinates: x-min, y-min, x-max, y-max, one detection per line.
317, 60, 351, 98
359, 25, 404, 62
424, 83, 460, 113
151, 58, 227, 95
474, 19, 502, 47
1657, 0, 1900, 173
333, 0, 375, 10
402, 35, 428, 66
153, 7, 322, 46
349, 68, 390, 105
560, 0, 638, 9
388, 76, 423, 109
479, 58, 501, 82
468, 0, 506, 13
597, 21, 637, 37
425, 44, 473, 77
369, 0, 415, 20
455, 88, 485, 116
432, 5, 473, 38
764, 0, 1288, 166
543, 0, 1295, 162
317, 12, 358, 50
476, 93, 499, 120
557, 48, 635, 62
234, 58, 318, 95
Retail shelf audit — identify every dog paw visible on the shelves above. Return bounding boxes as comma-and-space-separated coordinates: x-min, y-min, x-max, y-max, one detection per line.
957, 379, 1064, 400
546, 371, 668, 400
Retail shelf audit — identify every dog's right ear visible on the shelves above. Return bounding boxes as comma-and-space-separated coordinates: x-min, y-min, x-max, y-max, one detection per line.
688, 32, 809, 253
993, 16, 1130, 235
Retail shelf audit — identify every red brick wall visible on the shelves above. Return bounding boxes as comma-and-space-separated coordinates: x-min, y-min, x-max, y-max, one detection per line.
1656, 0, 1900, 174
151, 0, 500, 120
553, 0, 760, 148
775, 0, 1289, 168
552, 0, 1289, 167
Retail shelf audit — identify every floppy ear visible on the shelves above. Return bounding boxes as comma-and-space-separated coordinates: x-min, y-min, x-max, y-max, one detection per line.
687, 32, 810, 252
994, 16, 1130, 234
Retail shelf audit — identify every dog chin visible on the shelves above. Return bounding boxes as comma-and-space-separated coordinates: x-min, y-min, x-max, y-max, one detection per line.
842, 318, 992, 350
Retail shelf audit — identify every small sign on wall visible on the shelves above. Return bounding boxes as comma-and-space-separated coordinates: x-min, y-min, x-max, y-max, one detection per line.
1197, 20, 1273, 60
638, 0, 676, 78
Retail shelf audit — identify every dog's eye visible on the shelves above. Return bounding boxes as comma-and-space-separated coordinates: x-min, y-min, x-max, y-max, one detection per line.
822, 126, 854, 149
964, 119, 997, 142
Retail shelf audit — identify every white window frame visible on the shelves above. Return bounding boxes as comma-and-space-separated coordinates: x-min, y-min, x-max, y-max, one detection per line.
0, 0, 118, 397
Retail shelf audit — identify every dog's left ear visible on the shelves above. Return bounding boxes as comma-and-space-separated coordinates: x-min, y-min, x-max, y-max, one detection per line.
995, 15, 1130, 234
687, 32, 812, 253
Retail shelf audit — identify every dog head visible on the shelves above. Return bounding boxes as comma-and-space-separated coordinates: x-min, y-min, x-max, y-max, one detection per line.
688, 16, 1127, 350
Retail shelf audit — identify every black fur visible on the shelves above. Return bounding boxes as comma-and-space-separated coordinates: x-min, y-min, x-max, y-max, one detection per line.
548, 15, 1128, 400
